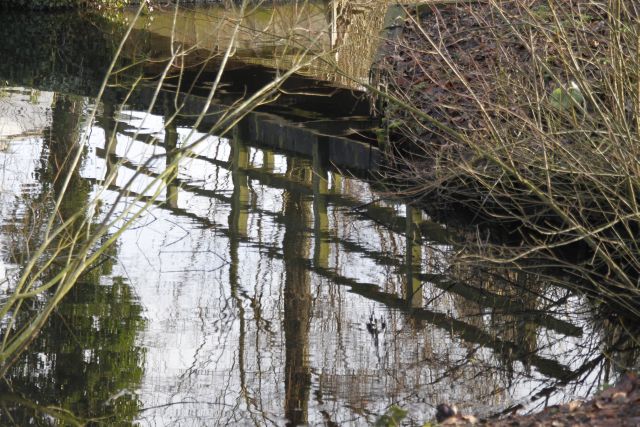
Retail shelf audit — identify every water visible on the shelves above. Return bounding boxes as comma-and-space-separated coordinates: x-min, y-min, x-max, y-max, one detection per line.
0, 5, 637, 426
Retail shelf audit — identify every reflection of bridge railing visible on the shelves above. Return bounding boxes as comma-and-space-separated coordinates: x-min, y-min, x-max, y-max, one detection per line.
87, 100, 583, 384
104, 91, 583, 332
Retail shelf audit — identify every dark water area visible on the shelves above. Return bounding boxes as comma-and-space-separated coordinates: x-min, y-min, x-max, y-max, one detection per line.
0, 6, 638, 426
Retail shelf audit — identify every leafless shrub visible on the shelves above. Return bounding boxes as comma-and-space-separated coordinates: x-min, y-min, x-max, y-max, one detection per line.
380, 0, 640, 319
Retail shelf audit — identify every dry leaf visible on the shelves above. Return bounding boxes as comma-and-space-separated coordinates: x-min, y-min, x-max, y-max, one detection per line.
567, 400, 582, 412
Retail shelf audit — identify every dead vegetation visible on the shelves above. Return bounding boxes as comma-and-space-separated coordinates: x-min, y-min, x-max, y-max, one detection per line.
437, 373, 640, 426
377, 0, 640, 320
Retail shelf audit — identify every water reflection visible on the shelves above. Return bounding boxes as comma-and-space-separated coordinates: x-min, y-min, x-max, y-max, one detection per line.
0, 79, 637, 424
0, 91, 145, 424
123, 0, 394, 88
0, 6, 638, 427
0, 12, 124, 96
91, 95, 635, 423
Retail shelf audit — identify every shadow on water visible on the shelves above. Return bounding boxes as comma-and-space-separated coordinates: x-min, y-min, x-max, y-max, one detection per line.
0, 5, 638, 426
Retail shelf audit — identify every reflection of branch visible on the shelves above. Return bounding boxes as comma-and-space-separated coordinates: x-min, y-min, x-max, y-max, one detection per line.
138, 399, 237, 413
350, 198, 382, 211
489, 353, 608, 419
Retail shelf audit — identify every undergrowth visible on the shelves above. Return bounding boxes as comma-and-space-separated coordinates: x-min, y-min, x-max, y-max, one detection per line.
380, 0, 640, 320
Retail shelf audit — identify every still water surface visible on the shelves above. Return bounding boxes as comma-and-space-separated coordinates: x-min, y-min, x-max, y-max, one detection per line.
0, 4, 637, 426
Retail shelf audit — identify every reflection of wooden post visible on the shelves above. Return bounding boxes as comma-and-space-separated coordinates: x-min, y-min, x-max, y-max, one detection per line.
164, 113, 179, 209
229, 191, 248, 417
312, 142, 329, 268
406, 205, 423, 307
283, 167, 311, 426
330, 171, 342, 193
102, 100, 119, 184
229, 128, 249, 237
227, 128, 251, 412
262, 148, 274, 171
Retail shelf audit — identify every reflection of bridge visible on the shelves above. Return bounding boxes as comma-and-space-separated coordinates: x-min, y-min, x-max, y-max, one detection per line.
88, 85, 583, 391
123, 0, 392, 88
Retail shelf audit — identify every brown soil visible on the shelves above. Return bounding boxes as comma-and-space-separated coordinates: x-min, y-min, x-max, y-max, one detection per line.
375, 0, 610, 154
439, 373, 640, 426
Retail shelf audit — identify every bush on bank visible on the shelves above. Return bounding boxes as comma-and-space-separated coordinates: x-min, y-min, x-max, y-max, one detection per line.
380, 0, 640, 319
